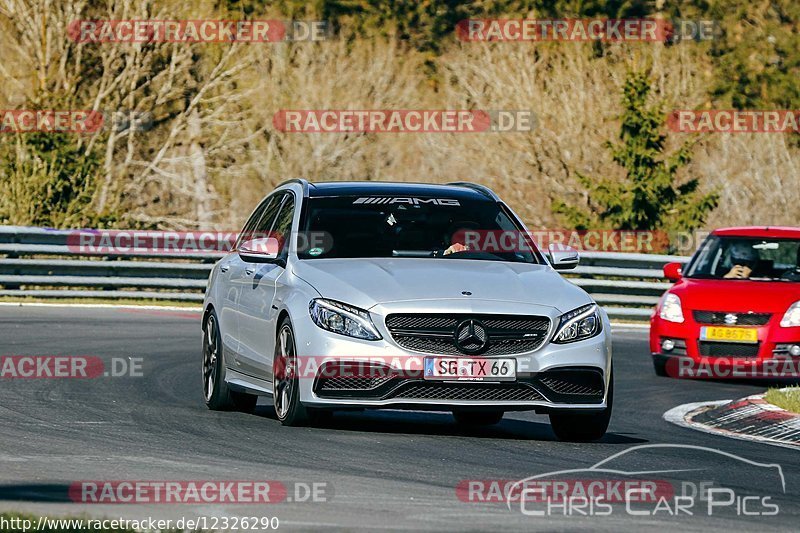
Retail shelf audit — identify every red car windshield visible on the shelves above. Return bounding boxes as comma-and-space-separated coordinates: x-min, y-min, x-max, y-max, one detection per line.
684, 235, 800, 282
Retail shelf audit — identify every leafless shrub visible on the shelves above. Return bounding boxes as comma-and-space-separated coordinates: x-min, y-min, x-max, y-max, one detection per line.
0, 1, 796, 231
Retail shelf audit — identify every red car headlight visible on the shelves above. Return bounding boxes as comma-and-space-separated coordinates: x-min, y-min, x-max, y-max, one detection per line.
660, 293, 685, 324
781, 301, 800, 328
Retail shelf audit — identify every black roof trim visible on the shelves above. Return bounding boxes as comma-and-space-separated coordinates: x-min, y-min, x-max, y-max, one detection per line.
303, 181, 497, 201
446, 182, 500, 201
276, 179, 310, 197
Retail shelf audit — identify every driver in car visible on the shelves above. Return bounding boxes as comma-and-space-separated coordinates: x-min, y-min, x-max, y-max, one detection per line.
723, 243, 759, 279
444, 242, 469, 255
443, 222, 478, 255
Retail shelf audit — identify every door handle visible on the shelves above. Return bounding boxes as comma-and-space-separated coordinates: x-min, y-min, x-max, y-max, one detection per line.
220, 264, 229, 273
245, 267, 255, 276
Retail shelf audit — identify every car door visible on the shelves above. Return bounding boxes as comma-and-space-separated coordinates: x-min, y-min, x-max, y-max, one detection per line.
217, 197, 273, 362
235, 192, 294, 379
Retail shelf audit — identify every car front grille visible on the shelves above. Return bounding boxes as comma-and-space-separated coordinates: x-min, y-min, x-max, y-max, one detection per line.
698, 341, 760, 358
317, 375, 394, 391
314, 361, 396, 392
312, 366, 605, 404
693, 311, 772, 326
539, 372, 604, 396
391, 382, 544, 402
385, 313, 550, 356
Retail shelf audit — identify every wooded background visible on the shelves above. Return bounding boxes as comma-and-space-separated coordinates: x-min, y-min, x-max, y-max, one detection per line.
0, 0, 798, 234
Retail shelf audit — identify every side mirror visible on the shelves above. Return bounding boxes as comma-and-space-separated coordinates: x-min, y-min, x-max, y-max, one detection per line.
663, 262, 683, 282
238, 237, 281, 264
548, 244, 580, 270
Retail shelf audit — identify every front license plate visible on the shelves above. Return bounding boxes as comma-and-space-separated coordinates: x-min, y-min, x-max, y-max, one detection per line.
700, 327, 758, 344
424, 357, 516, 381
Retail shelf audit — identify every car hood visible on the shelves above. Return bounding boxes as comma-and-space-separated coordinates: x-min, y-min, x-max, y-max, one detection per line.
291, 257, 590, 313
670, 278, 800, 313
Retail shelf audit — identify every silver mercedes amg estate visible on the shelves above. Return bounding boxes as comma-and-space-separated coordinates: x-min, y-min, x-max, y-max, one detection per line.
202, 180, 613, 441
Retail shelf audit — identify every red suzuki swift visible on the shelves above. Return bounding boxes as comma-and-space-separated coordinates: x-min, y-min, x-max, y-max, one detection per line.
651, 227, 800, 378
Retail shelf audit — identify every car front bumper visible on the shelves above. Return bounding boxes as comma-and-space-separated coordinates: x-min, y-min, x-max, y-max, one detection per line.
650, 314, 800, 378
292, 299, 612, 411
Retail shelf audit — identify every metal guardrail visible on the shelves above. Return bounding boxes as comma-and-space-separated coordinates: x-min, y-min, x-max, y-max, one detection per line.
0, 226, 689, 320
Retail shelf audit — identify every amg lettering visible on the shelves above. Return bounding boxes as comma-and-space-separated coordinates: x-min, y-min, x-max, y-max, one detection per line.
352, 197, 461, 206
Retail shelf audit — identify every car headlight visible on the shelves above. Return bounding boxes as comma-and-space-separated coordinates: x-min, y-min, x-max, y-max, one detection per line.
309, 298, 382, 340
660, 293, 685, 323
552, 304, 602, 344
781, 301, 800, 328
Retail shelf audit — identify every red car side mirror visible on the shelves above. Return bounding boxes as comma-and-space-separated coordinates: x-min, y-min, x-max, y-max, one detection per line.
663, 262, 683, 282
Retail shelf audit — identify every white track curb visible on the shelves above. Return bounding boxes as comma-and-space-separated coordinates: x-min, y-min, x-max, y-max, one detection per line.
664, 393, 800, 450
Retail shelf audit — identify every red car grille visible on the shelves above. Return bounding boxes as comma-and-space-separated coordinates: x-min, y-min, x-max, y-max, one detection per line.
698, 341, 760, 358
693, 311, 772, 326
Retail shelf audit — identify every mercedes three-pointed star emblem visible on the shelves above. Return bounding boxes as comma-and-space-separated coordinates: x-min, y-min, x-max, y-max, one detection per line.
454, 319, 489, 354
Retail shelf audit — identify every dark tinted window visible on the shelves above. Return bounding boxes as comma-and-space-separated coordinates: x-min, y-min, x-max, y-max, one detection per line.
298, 195, 542, 263
272, 194, 295, 253
252, 193, 284, 235
235, 196, 276, 249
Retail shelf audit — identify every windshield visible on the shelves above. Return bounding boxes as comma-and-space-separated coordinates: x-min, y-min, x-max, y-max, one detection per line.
298, 195, 543, 264
684, 235, 800, 282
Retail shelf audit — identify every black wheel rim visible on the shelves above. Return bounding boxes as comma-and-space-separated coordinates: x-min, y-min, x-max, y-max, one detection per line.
274, 325, 296, 419
203, 315, 219, 402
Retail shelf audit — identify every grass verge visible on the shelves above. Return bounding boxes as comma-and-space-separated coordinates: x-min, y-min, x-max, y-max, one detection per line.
764, 387, 800, 414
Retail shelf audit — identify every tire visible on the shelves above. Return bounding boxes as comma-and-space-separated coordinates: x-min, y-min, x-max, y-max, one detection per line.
273, 318, 313, 426
653, 358, 669, 377
452, 409, 504, 426
203, 310, 258, 413
549, 369, 613, 442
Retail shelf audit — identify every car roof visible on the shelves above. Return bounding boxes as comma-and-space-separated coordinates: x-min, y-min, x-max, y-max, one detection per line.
712, 226, 800, 239
306, 181, 494, 201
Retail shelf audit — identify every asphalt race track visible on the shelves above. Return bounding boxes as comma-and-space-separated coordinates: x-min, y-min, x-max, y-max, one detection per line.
0, 306, 797, 531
